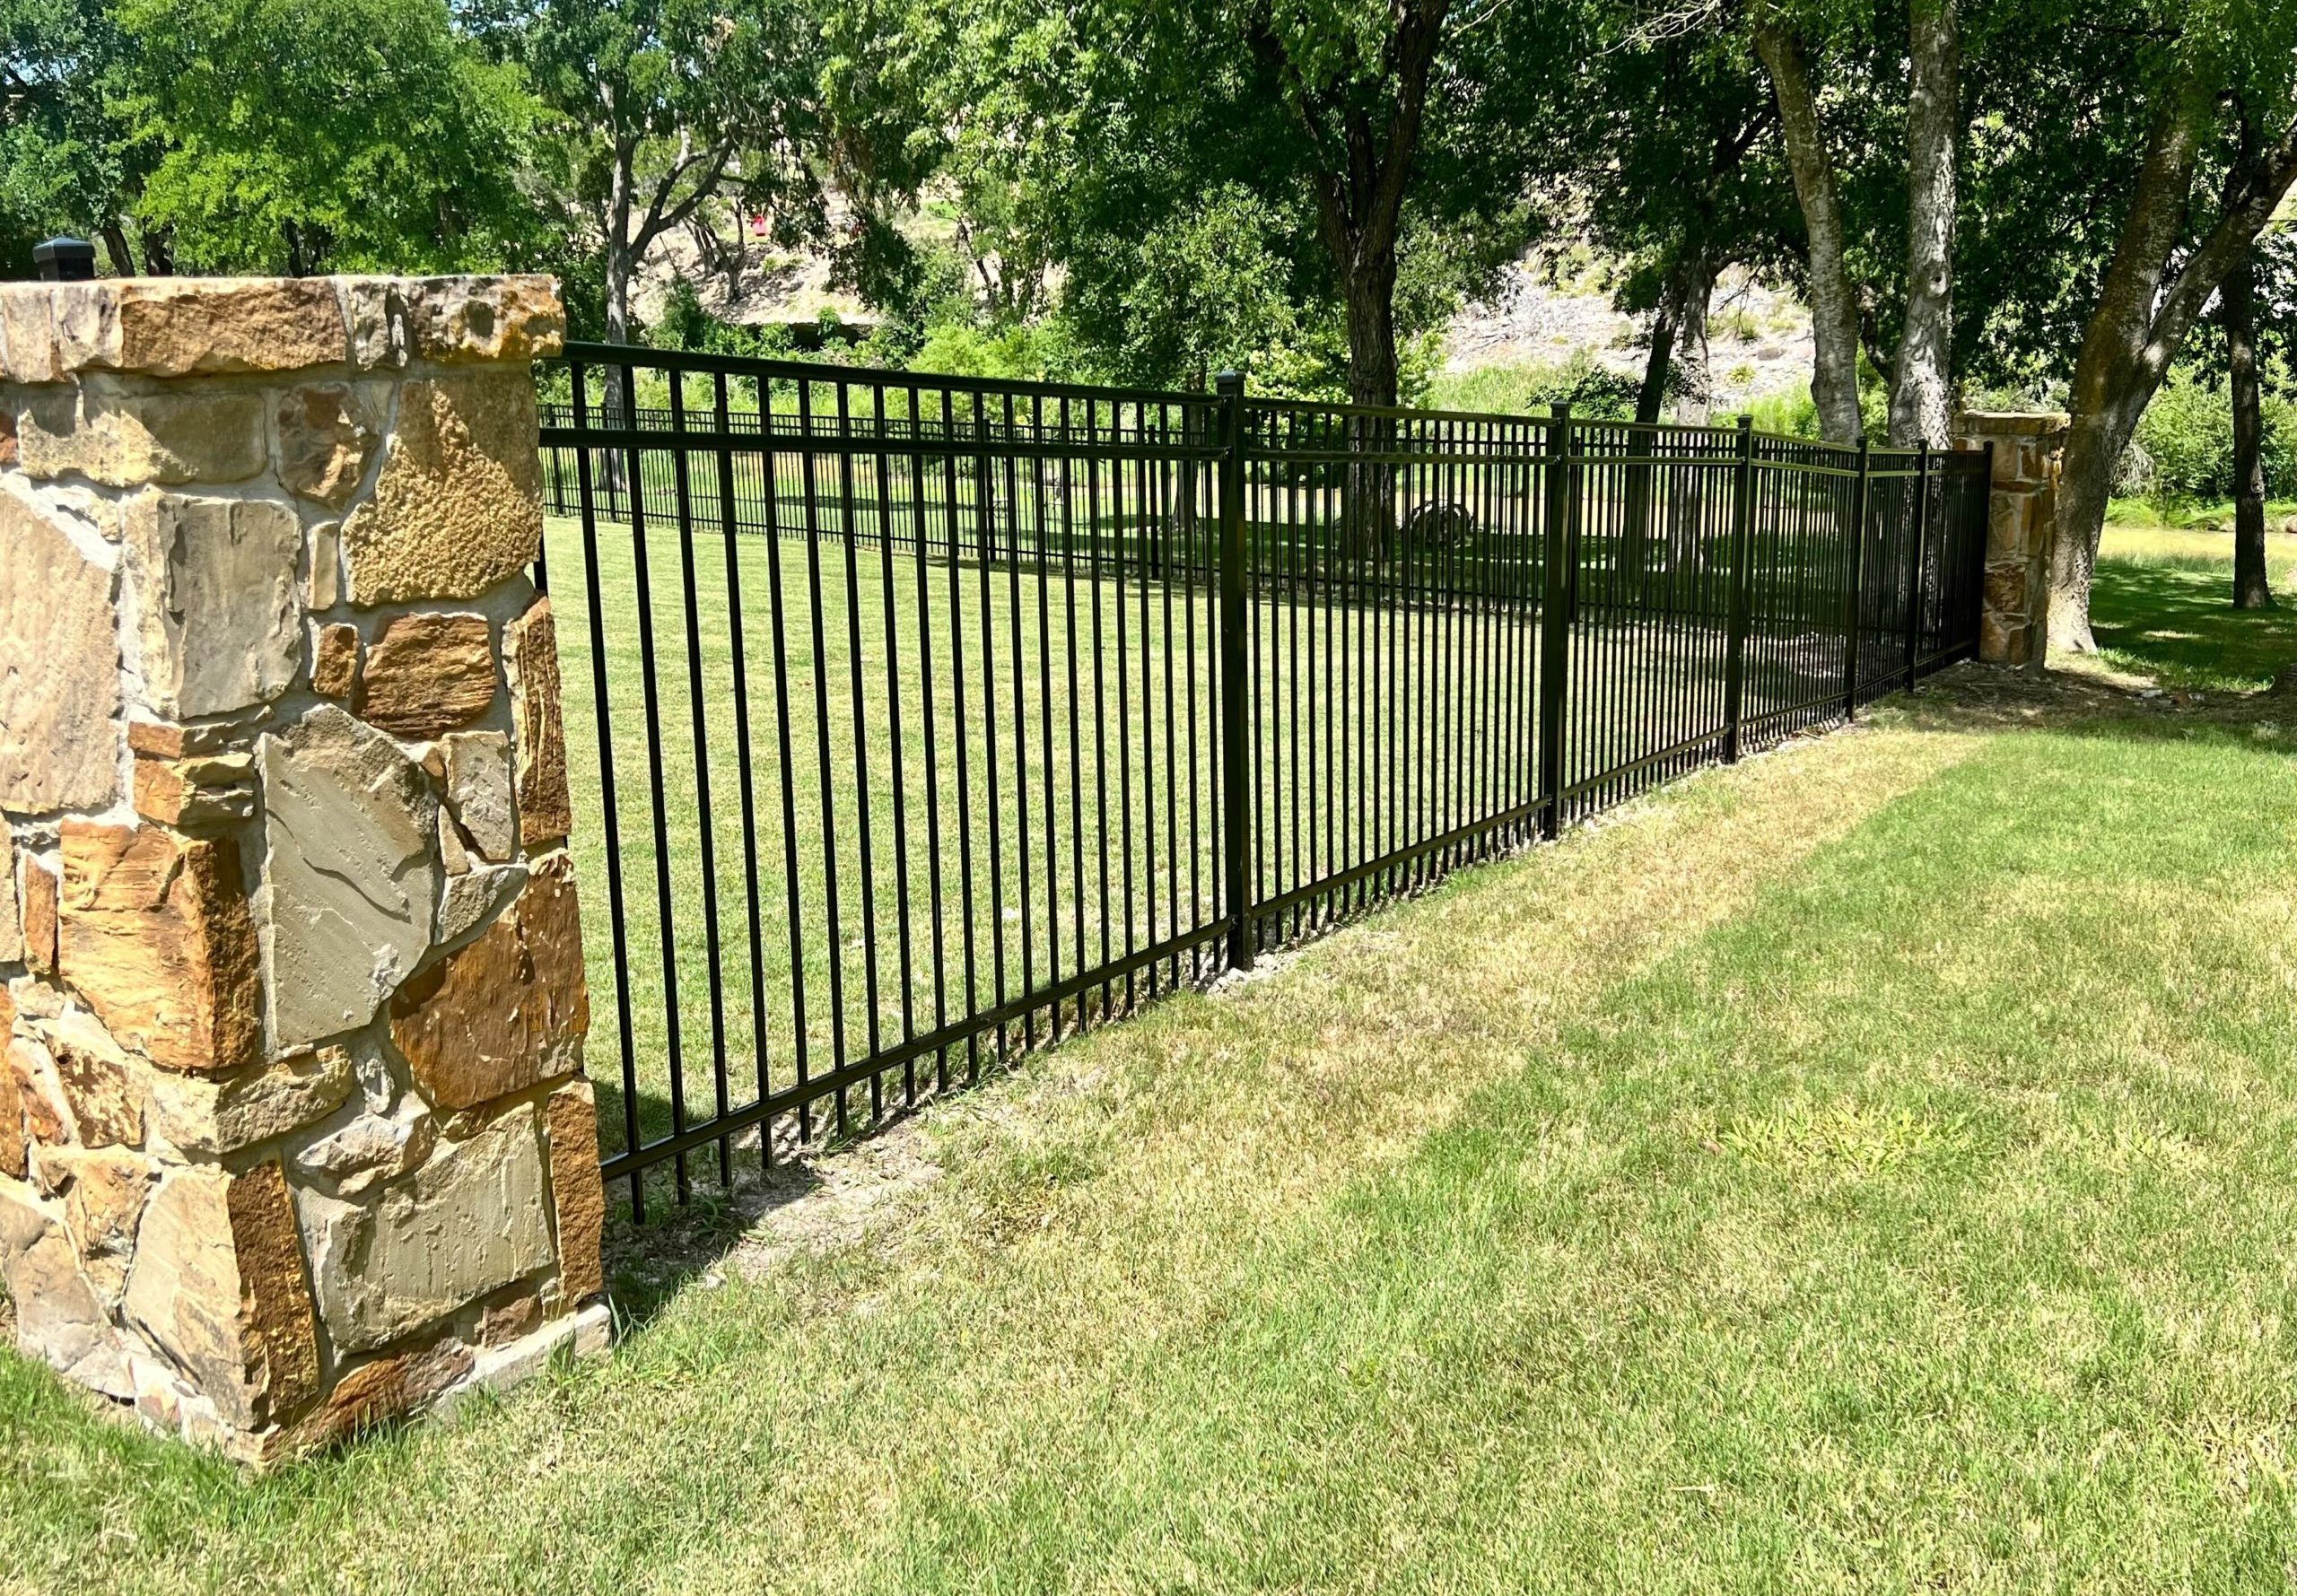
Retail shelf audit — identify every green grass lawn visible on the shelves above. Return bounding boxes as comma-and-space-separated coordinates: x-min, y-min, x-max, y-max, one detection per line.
8, 537, 2297, 1590
2092, 521, 2297, 690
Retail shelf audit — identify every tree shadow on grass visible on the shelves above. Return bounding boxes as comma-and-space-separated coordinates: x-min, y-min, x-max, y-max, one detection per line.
2088, 559, 2297, 691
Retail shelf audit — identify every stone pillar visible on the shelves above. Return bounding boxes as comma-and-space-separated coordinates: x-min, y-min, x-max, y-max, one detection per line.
0, 275, 607, 1462
1951, 410, 2067, 668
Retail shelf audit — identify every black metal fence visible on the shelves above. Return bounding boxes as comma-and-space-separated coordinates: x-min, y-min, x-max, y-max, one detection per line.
536, 347, 1991, 1215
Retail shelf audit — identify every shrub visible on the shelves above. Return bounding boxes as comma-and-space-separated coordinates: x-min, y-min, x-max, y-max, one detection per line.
2125, 362, 2297, 507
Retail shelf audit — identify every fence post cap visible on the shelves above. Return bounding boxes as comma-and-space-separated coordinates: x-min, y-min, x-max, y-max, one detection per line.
1214, 370, 1245, 397
31, 236, 95, 282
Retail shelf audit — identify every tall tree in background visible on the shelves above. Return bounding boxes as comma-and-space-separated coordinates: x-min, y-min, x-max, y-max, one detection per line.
2048, 49, 2297, 650
1571, 19, 1788, 425
120, 0, 538, 275
961, 0, 1563, 407
1751, 0, 1961, 445
2221, 243, 2274, 610
476, 0, 830, 344
1890, 0, 1957, 443
0, 0, 145, 274
1749, 3, 1863, 440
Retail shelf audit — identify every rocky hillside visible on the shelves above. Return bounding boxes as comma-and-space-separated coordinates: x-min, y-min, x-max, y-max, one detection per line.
1443, 260, 1816, 408
635, 222, 1819, 407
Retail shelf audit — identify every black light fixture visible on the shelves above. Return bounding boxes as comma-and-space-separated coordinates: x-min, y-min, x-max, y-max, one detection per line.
32, 237, 96, 282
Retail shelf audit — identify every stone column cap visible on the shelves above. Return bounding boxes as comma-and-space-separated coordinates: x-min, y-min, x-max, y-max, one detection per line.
1953, 409, 2070, 438
0, 274, 563, 384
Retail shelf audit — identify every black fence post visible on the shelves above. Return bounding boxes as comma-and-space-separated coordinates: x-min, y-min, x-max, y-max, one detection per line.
1216, 371, 1253, 971
1844, 434, 1872, 717
1723, 414, 1755, 763
1905, 440, 1931, 690
1538, 404, 1574, 839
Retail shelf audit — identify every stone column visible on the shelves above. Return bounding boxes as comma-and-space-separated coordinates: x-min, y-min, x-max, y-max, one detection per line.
1951, 410, 2067, 668
0, 275, 607, 1462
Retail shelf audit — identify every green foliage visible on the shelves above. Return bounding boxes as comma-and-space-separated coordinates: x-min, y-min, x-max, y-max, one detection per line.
1743, 383, 1823, 438
2126, 362, 2297, 505
1422, 354, 1642, 420
0, 0, 138, 274
118, 0, 540, 274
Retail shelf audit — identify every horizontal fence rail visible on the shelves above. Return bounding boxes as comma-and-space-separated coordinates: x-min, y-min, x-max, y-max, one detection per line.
535, 345, 1991, 1215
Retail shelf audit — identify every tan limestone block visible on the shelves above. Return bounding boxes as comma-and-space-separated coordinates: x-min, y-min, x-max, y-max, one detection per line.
51, 277, 348, 378
279, 1336, 474, 1453
310, 622, 359, 700
57, 820, 262, 1074
437, 858, 525, 946
15, 387, 266, 487
439, 729, 516, 861
42, 1006, 144, 1147
131, 750, 257, 830
257, 706, 440, 1052
354, 612, 496, 737
40, 1144, 151, 1306
544, 1077, 604, 1303
123, 1160, 321, 1431
293, 1103, 555, 1354
275, 385, 375, 509
504, 597, 571, 850
308, 519, 341, 610
7, 1033, 66, 1144
1978, 611, 2029, 665
340, 278, 413, 371
0, 828, 20, 966
123, 492, 302, 720
0, 992, 23, 1178
22, 857, 57, 975
148, 1045, 355, 1157
0, 481, 120, 814
389, 851, 587, 1111
127, 717, 258, 761
476, 1287, 543, 1346
0, 1177, 131, 1399
341, 371, 542, 604
0, 285, 57, 382
1982, 562, 2031, 624
409, 276, 564, 364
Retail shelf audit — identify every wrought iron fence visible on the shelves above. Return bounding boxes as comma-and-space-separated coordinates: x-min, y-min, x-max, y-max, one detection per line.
536, 346, 1991, 1216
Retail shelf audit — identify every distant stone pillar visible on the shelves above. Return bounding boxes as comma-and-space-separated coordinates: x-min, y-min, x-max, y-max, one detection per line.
1952, 410, 2067, 668
0, 274, 606, 1462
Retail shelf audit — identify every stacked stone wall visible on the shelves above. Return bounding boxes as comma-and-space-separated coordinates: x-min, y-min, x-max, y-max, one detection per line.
1952, 410, 2067, 667
0, 275, 605, 1461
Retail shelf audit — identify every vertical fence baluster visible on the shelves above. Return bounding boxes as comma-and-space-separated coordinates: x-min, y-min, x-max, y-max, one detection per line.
1538, 404, 1573, 839
1907, 440, 1931, 690
1845, 435, 1872, 717
1217, 371, 1253, 970
1724, 415, 1755, 763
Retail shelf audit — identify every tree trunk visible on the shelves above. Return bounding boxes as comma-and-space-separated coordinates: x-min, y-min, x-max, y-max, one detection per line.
1676, 258, 1716, 424
1889, 0, 1958, 446
2049, 87, 2211, 651
1636, 271, 1686, 427
2225, 249, 2275, 610
1342, 242, 1401, 556
1752, 13, 1863, 442
99, 223, 137, 277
